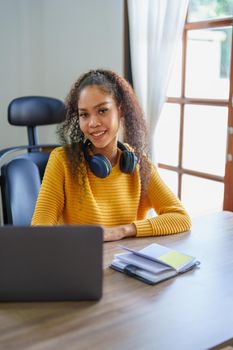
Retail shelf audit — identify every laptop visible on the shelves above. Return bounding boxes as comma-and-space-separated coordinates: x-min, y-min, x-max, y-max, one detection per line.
0, 225, 103, 301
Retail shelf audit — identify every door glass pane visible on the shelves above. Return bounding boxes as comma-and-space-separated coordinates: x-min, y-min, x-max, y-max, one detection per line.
185, 27, 232, 99
187, 0, 233, 22
158, 168, 178, 196
183, 105, 228, 176
182, 175, 224, 217
167, 41, 182, 97
154, 104, 180, 166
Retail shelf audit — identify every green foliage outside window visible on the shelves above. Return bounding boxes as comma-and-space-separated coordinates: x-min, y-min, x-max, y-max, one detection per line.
188, 0, 232, 79
188, 0, 233, 22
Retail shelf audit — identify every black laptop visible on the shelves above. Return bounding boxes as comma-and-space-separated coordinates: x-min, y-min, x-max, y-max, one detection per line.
0, 225, 103, 301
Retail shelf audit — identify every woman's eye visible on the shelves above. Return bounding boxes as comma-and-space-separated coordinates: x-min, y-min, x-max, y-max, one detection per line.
79, 112, 88, 118
99, 108, 108, 115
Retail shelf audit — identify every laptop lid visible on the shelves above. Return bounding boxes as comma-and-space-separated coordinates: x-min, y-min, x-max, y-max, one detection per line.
0, 225, 103, 301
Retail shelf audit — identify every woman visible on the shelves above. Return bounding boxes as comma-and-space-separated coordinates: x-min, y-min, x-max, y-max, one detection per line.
31, 69, 191, 241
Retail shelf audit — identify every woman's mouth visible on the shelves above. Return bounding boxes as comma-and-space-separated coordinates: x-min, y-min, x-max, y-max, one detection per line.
91, 130, 106, 139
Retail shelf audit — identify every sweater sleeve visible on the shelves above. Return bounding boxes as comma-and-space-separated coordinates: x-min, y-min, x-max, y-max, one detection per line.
133, 164, 191, 237
31, 148, 65, 225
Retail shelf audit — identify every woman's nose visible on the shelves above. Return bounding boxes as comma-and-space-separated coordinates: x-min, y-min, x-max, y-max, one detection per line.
89, 115, 101, 127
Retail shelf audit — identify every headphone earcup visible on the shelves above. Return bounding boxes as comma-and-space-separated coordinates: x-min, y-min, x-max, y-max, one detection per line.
83, 139, 112, 178
120, 151, 138, 174
87, 154, 112, 178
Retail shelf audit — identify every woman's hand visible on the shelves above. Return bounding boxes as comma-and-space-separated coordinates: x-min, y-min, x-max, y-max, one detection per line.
103, 224, 136, 242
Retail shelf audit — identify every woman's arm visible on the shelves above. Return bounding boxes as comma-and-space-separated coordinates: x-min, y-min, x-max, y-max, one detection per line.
103, 223, 136, 242
103, 164, 191, 241
31, 148, 65, 225
133, 165, 191, 237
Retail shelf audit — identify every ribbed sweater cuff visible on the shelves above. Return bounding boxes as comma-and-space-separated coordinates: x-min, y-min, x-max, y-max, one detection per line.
133, 219, 153, 237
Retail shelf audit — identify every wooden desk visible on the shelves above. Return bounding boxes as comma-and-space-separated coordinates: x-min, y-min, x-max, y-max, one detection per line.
1, 211, 233, 350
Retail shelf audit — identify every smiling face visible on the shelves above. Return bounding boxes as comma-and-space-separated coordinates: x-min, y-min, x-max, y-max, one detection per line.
78, 85, 121, 159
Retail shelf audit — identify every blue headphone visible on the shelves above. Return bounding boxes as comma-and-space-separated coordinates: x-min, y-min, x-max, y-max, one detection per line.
83, 139, 138, 178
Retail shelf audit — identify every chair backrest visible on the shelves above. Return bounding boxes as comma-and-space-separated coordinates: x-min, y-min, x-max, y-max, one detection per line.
0, 96, 66, 225
1, 158, 41, 225
14, 151, 51, 180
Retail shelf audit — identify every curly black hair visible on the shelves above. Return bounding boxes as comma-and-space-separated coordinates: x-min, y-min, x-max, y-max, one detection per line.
57, 69, 151, 195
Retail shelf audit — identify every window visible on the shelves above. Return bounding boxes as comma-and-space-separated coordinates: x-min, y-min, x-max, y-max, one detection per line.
155, 0, 233, 217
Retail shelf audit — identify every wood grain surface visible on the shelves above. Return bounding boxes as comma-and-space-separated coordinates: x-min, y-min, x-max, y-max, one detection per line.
1, 211, 233, 350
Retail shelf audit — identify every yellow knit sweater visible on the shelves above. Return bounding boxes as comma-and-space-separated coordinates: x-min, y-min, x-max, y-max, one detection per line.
31, 147, 191, 237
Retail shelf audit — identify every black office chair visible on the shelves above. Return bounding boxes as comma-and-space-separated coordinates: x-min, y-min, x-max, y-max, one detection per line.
0, 96, 66, 225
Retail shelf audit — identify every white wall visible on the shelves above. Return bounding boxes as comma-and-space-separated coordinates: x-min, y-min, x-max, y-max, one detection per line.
0, 0, 124, 147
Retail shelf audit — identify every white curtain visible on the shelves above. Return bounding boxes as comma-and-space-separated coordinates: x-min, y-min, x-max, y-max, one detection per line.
128, 0, 189, 160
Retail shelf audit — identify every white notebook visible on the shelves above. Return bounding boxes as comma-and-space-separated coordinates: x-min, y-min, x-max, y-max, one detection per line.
110, 243, 200, 285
